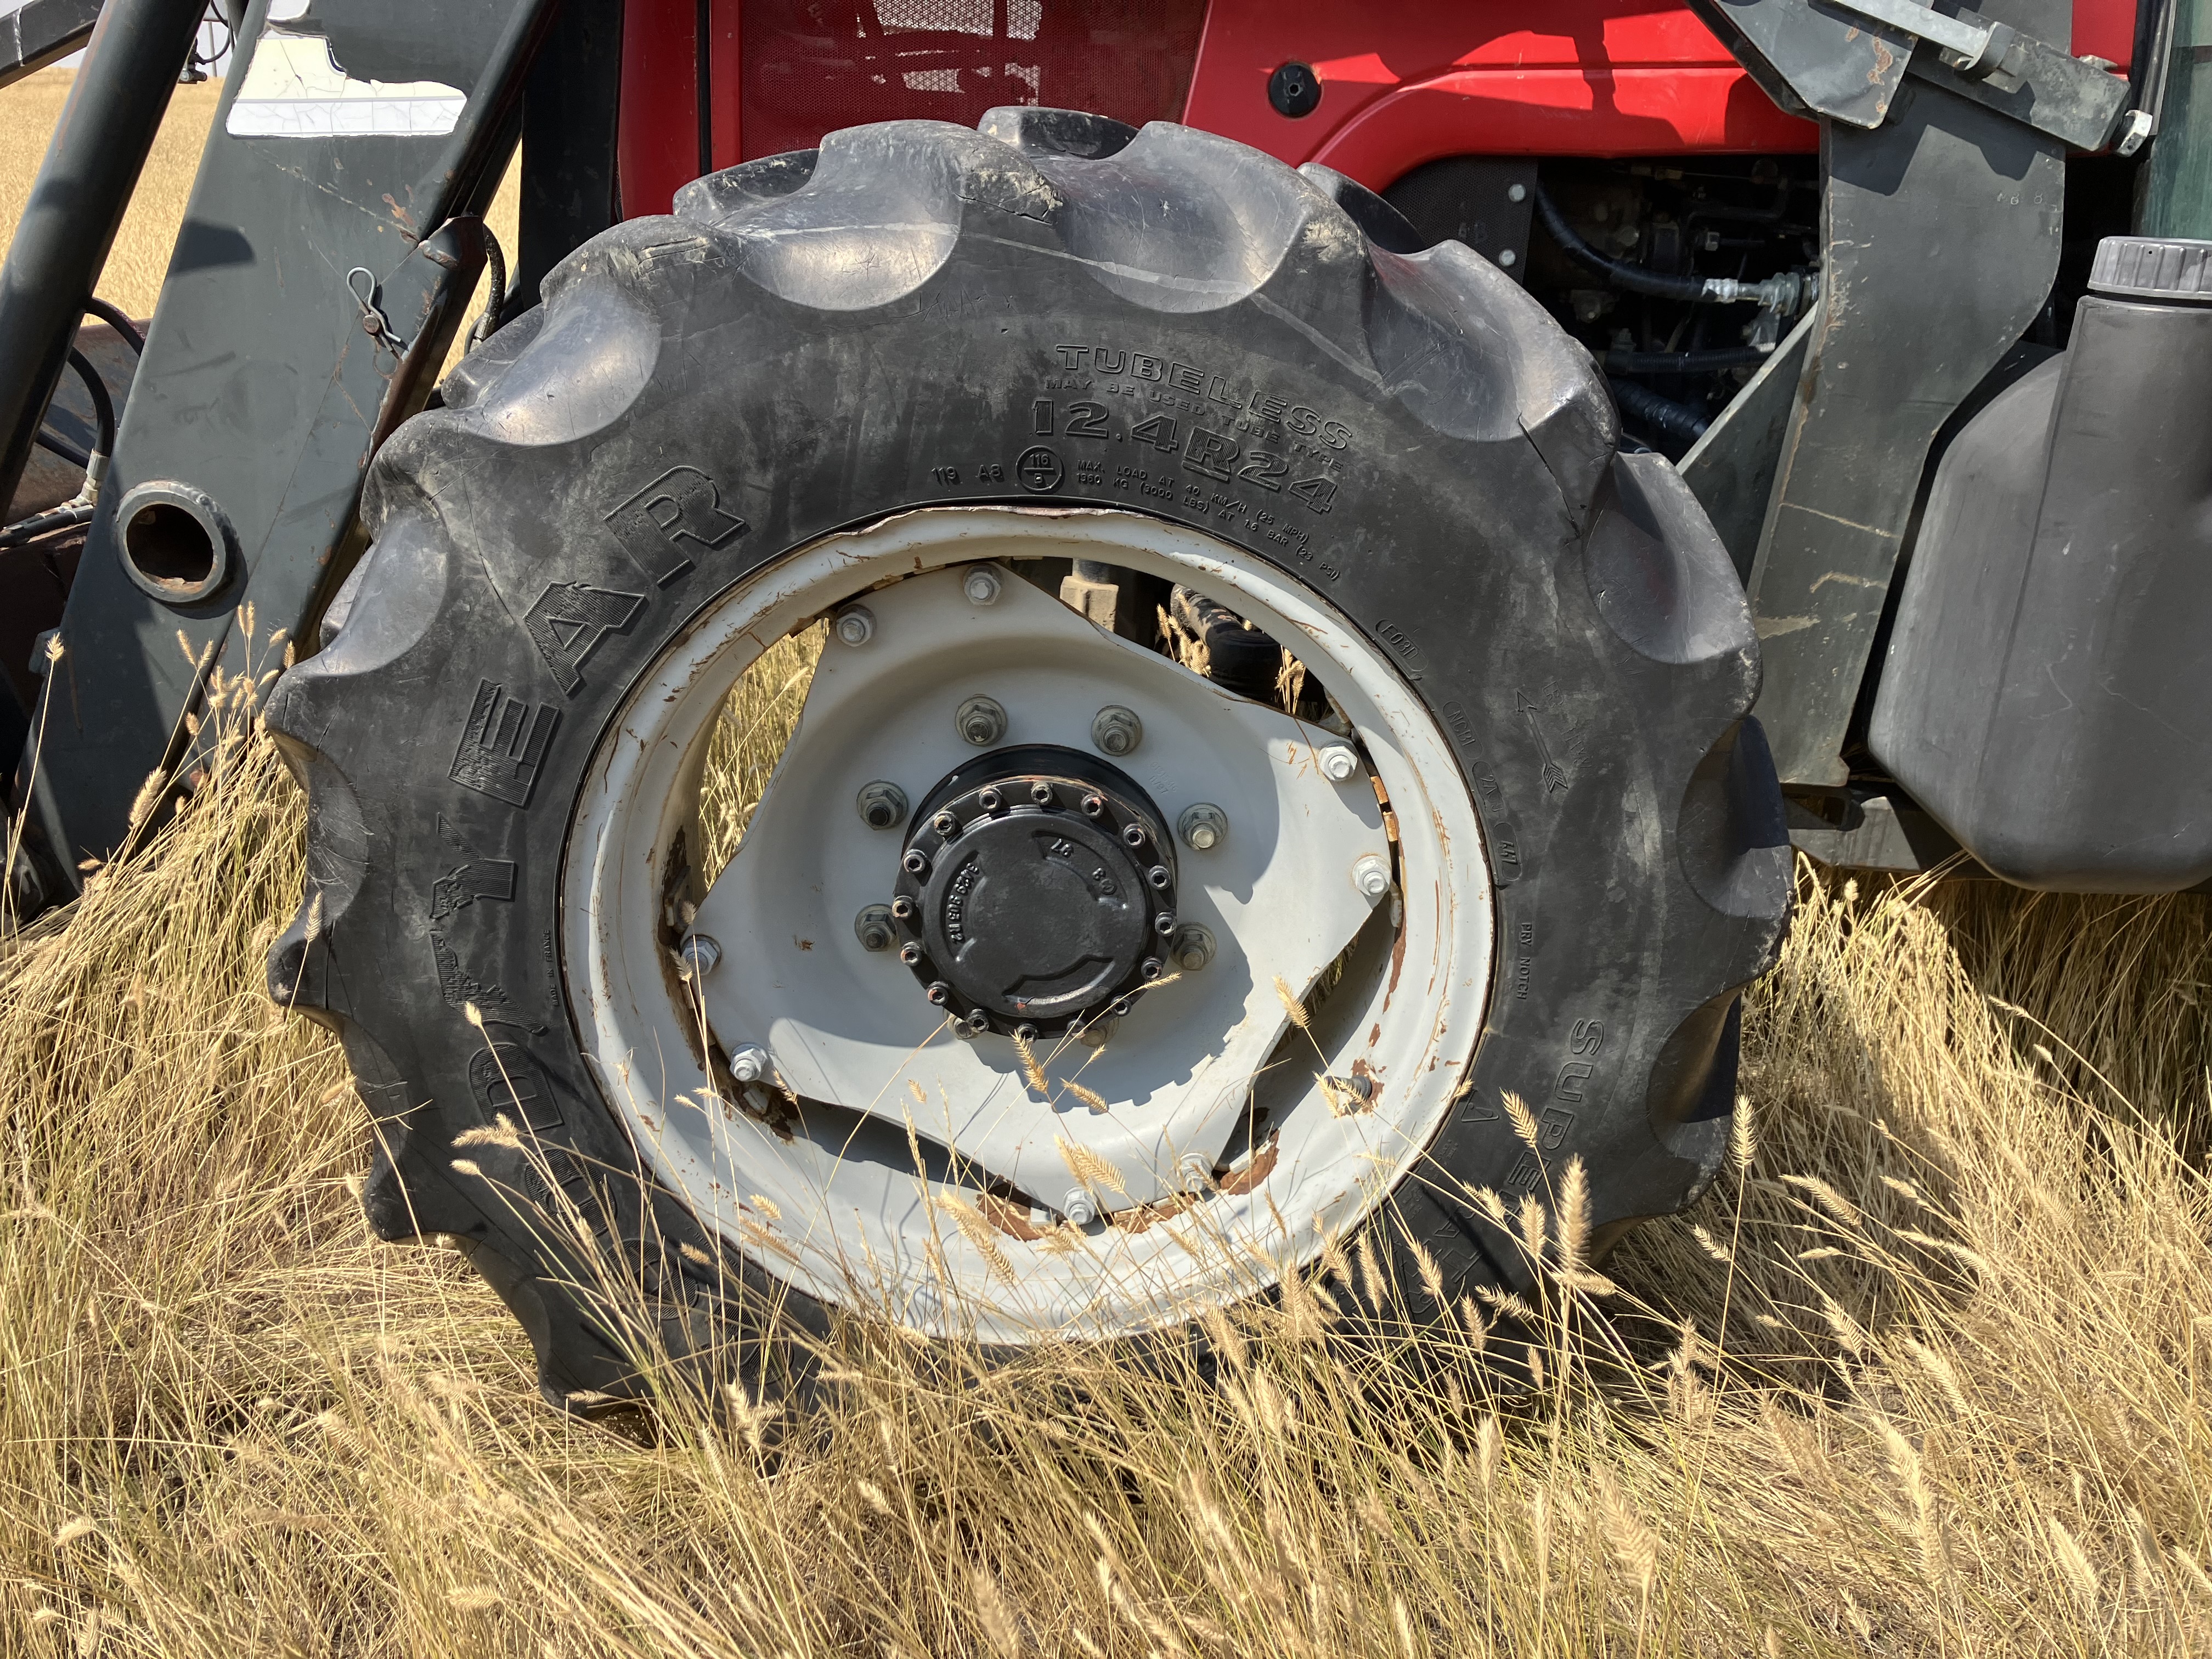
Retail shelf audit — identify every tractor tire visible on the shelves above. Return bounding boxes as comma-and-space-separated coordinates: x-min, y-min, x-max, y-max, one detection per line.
265, 109, 1789, 1409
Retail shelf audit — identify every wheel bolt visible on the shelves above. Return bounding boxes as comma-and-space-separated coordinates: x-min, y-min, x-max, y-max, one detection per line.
1014, 1022, 1039, 1042
899, 942, 923, 966
1178, 803, 1227, 851
1030, 781, 1052, 805
927, 981, 952, 1006
854, 905, 895, 951
962, 565, 1003, 606
1141, 957, 1164, 979
1152, 913, 1176, 937
980, 786, 1003, 810
931, 810, 956, 836
729, 1043, 771, 1083
957, 695, 1007, 747
1353, 853, 1392, 901
1091, 704, 1142, 757
834, 605, 876, 647
1146, 865, 1171, 890
1063, 1189, 1099, 1226
962, 1009, 989, 1035
856, 781, 907, 830
677, 932, 721, 980
905, 850, 933, 878
891, 895, 916, 920
1121, 823, 1146, 848
1177, 1154, 1212, 1195
1081, 794, 1105, 817
1172, 924, 1215, 972
1317, 743, 1361, 783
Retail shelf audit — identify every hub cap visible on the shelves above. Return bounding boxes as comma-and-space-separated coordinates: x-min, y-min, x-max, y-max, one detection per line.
560, 507, 1494, 1342
893, 747, 1177, 1037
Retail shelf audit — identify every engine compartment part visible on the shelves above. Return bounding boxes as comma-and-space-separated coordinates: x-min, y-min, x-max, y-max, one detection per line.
1870, 238, 2212, 891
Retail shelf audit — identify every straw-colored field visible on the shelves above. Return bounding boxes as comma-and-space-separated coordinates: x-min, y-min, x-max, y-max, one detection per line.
7, 58, 2212, 1659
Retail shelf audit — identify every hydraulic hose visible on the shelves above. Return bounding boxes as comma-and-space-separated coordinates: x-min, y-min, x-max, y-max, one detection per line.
62, 346, 115, 458
1609, 376, 1710, 444
1603, 345, 1773, 374
82, 296, 144, 354
1533, 181, 1809, 309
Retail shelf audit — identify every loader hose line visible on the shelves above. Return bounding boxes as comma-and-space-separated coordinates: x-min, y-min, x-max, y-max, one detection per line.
61, 347, 114, 459
1603, 345, 1772, 374
81, 297, 143, 354
1534, 182, 1714, 301
33, 431, 89, 471
1609, 376, 1711, 443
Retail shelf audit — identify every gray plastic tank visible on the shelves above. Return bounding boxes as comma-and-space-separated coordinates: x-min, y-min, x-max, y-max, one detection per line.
1868, 236, 2212, 891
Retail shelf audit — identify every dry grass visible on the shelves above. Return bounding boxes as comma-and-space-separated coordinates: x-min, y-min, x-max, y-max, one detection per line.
9, 60, 2212, 1659
0, 620, 2208, 1655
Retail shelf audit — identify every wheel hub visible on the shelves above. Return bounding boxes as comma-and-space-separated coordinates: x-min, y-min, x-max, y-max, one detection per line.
893, 746, 1177, 1037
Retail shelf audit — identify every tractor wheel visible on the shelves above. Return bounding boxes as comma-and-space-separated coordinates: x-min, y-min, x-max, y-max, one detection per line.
264, 110, 1789, 1408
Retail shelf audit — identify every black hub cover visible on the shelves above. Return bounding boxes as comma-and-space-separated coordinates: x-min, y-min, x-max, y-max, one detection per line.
890, 745, 1177, 1037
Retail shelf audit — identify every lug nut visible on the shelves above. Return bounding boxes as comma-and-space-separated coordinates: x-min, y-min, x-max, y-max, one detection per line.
899, 943, 923, 965
1030, 781, 1052, 805
1178, 803, 1227, 851
980, 786, 1004, 810
962, 1009, 989, 1035
1091, 704, 1143, 757
962, 565, 1003, 606
834, 605, 876, 647
1141, 956, 1164, 979
1014, 1022, 1039, 1042
956, 695, 1007, 747
1152, 913, 1176, 937
729, 1043, 771, 1083
856, 780, 907, 830
1146, 865, 1171, 890
1177, 1154, 1212, 1195
1121, 823, 1146, 848
927, 981, 952, 1006
932, 810, 957, 836
891, 895, 915, 920
1063, 1188, 1100, 1226
1172, 924, 1215, 972
1353, 853, 1392, 901
854, 904, 896, 952
902, 849, 932, 877
1081, 794, 1105, 817
1317, 743, 1361, 782
677, 932, 722, 980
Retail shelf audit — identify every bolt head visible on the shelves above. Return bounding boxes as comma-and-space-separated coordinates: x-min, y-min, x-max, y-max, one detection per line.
956, 695, 1007, 747
834, 605, 876, 647
1177, 1154, 1212, 1195
891, 895, 916, 920
856, 780, 907, 830
855, 905, 895, 951
1141, 956, 1164, 979
1146, 865, 1171, 890
677, 932, 722, 979
1121, 823, 1146, 848
1171, 923, 1215, 972
1318, 744, 1360, 783
1178, 803, 1227, 852
1081, 794, 1105, 817
729, 1043, 770, 1083
899, 943, 923, 966
979, 787, 1003, 810
1063, 1189, 1099, 1226
1507, 181, 1528, 202
1152, 913, 1176, 936
902, 849, 930, 877
1091, 704, 1142, 757
962, 565, 1003, 606
927, 981, 952, 1006
1353, 854, 1391, 901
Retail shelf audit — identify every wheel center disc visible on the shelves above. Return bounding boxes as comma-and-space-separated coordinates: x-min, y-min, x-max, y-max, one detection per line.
893, 744, 1176, 1036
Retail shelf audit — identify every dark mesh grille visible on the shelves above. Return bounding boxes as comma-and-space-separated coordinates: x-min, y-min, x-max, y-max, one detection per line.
739, 0, 1207, 162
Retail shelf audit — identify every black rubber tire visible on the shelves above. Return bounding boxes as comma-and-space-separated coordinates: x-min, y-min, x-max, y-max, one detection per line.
266, 110, 1790, 1410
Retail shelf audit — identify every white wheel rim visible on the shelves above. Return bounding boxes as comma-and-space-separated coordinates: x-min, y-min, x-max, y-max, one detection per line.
561, 506, 1493, 1341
